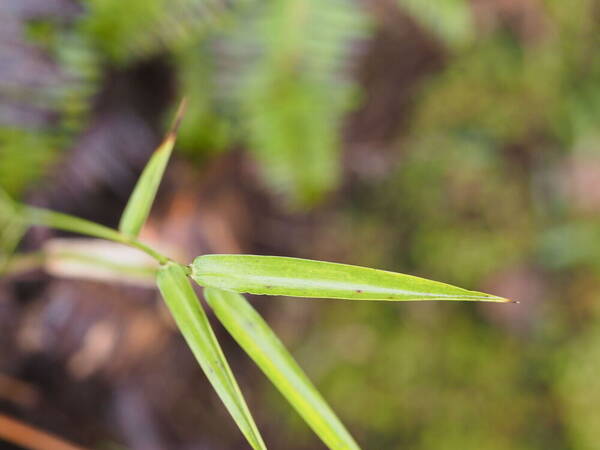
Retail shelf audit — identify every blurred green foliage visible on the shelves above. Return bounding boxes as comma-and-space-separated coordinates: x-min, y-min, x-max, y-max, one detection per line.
249, 1, 600, 449
0, 129, 59, 196
0, 24, 98, 197
0, 188, 26, 272
2, 0, 369, 207
398, 0, 474, 48
3, 0, 600, 448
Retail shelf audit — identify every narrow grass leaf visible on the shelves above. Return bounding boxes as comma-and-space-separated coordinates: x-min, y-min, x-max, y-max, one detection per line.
192, 254, 510, 302
119, 99, 186, 238
204, 287, 361, 450
156, 263, 266, 450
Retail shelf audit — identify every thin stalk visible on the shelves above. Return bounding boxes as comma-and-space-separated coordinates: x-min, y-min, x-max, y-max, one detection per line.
22, 206, 171, 265
129, 240, 170, 265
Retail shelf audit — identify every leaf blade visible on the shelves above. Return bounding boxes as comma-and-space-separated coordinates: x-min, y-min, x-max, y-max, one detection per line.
119, 100, 186, 238
204, 287, 361, 450
192, 254, 510, 302
156, 263, 266, 450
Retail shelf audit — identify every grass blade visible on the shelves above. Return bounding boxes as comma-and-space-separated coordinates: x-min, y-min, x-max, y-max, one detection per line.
118, 99, 186, 238
192, 254, 510, 302
204, 287, 361, 450
156, 263, 266, 450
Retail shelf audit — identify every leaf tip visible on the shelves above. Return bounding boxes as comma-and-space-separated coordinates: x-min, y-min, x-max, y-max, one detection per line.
169, 97, 187, 136
154, 98, 187, 154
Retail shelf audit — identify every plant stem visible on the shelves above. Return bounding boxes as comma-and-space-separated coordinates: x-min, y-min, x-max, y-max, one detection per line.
129, 240, 170, 265
22, 205, 171, 265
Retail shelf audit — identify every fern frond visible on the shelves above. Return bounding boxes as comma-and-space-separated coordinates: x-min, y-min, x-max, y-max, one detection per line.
211, 0, 371, 206
0, 19, 100, 198
174, 42, 234, 154
82, 0, 238, 62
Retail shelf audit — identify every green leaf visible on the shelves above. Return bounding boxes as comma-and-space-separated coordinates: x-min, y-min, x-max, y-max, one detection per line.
156, 263, 266, 450
204, 287, 361, 450
119, 100, 186, 238
191, 254, 510, 302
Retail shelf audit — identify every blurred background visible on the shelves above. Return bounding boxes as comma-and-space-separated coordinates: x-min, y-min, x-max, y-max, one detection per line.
1, 0, 599, 448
